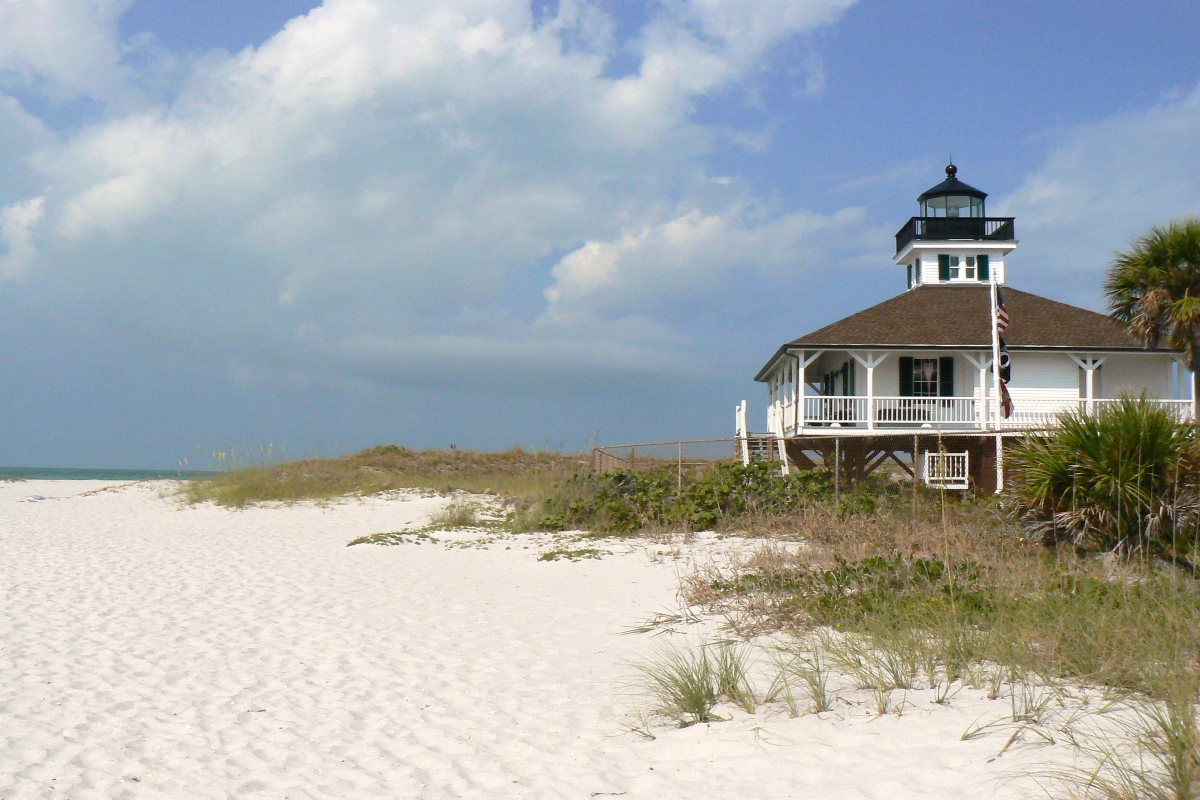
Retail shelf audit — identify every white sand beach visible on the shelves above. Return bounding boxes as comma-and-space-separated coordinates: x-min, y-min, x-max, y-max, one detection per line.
0, 481, 1072, 799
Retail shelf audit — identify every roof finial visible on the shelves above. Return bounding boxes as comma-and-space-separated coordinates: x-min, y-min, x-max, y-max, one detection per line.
946, 158, 957, 179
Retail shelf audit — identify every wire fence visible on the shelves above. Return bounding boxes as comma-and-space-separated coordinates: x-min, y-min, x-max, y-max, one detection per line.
590, 438, 745, 475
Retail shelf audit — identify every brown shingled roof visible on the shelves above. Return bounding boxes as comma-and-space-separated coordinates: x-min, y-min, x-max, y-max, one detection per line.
756, 285, 1171, 381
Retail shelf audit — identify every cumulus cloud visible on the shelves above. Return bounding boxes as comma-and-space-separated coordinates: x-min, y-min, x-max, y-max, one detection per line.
0, 0, 138, 102
0, 0, 863, 390
0, 197, 45, 280
999, 82, 1200, 302
543, 205, 868, 322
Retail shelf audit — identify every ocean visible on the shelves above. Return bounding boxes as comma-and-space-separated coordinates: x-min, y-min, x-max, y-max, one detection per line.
0, 467, 216, 481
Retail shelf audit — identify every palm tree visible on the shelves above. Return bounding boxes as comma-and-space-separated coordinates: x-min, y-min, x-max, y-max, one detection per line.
1105, 217, 1200, 420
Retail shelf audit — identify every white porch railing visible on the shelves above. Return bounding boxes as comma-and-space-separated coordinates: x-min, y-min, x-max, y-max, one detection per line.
874, 397, 978, 426
924, 451, 970, 489
803, 396, 869, 426
781, 396, 1195, 434
1091, 398, 1194, 422
997, 398, 1195, 429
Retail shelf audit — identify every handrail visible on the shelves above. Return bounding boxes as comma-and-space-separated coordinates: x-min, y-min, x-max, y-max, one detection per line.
789, 395, 1195, 434
895, 216, 1016, 254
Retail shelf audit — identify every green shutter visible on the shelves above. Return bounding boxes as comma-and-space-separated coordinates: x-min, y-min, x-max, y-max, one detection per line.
978, 254, 989, 281
899, 357, 913, 397
938, 254, 950, 281
939, 357, 954, 397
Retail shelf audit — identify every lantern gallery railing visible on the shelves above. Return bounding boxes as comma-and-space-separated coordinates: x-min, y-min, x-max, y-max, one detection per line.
768, 396, 1195, 435
894, 216, 1015, 254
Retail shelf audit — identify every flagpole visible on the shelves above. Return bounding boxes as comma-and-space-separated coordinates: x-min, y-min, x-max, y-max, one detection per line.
989, 269, 1003, 492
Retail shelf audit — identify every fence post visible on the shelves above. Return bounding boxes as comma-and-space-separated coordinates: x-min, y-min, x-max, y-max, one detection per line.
834, 438, 840, 506
912, 434, 919, 536
677, 441, 683, 497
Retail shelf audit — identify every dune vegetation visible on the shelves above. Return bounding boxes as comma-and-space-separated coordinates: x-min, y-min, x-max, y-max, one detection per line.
182, 401, 1200, 796
182, 444, 587, 507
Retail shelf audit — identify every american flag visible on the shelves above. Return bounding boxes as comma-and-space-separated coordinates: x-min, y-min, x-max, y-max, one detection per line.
996, 288, 1009, 333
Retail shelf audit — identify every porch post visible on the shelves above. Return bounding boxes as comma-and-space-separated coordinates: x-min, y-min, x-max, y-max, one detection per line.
963, 352, 992, 431
789, 359, 797, 433
979, 360, 988, 430
866, 354, 876, 431
1069, 355, 1107, 416
796, 353, 805, 432
792, 350, 823, 433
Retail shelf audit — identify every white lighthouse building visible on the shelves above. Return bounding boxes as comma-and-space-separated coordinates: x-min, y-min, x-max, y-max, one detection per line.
739, 165, 1191, 491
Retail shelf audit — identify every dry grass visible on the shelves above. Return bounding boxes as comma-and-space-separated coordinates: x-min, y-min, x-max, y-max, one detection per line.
183, 445, 587, 507
682, 493, 1200, 798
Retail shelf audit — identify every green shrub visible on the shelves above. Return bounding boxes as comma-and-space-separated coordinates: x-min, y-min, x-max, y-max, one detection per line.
1008, 394, 1200, 555
538, 461, 855, 534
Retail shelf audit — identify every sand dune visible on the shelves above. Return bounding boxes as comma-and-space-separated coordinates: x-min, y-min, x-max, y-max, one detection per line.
0, 481, 1065, 799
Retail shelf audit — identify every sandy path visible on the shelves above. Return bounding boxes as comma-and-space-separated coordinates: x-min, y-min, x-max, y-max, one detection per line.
0, 481, 1061, 799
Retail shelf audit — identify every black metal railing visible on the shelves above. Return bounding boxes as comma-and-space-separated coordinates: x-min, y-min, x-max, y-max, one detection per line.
895, 217, 1015, 254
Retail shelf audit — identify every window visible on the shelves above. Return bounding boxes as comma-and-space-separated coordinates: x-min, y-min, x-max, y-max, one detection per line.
907, 264, 913, 288
913, 358, 939, 396
900, 356, 955, 397
949, 256, 960, 279
965, 255, 976, 280
914, 258, 921, 284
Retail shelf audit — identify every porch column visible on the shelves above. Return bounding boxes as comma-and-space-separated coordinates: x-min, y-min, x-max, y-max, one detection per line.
1069, 355, 1107, 416
963, 352, 992, 431
795, 354, 805, 432
1174, 357, 1194, 421
791, 350, 823, 433
850, 352, 888, 430
866, 359, 875, 430
789, 359, 797, 433
1086, 368, 1095, 414
979, 364, 988, 429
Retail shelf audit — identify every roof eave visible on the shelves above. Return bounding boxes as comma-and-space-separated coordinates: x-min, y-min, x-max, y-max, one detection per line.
893, 239, 1018, 264
781, 342, 1178, 353
753, 345, 792, 382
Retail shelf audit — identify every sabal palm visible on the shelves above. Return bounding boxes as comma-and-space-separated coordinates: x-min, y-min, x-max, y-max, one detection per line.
1105, 217, 1200, 418
1008, 395, 1199, 553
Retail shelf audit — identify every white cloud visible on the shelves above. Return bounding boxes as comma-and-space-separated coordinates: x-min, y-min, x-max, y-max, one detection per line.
543, 205, 868, 322
999, 82, 1200, 301
0, 197, 45, 280
0, 0, 862, 389
0, 0, 138, 102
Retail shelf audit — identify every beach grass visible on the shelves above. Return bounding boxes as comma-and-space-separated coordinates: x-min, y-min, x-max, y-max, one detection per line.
183, 445, 587, 507
636, 640, 757, 726
428, 499, 482, 528
767, 638, 834, 715
678, 494, 1200, 797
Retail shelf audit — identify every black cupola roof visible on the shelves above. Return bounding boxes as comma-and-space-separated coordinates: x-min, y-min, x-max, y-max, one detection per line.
918, 163, 987, 202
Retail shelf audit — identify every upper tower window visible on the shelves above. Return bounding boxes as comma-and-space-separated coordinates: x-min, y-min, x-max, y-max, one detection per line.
921, 194, 984, 218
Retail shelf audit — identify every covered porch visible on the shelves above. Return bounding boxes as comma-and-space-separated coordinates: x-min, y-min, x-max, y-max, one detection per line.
765, 348, 1193, 436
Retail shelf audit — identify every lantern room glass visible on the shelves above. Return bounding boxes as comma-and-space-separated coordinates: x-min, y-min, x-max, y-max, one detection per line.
920, 194, 985, 218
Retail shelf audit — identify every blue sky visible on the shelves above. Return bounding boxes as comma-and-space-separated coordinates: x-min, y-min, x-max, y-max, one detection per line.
0, 0, 1199, 468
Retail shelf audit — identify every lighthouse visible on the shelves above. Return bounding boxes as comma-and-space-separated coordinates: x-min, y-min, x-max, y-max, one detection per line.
740, 164, 1190, 493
